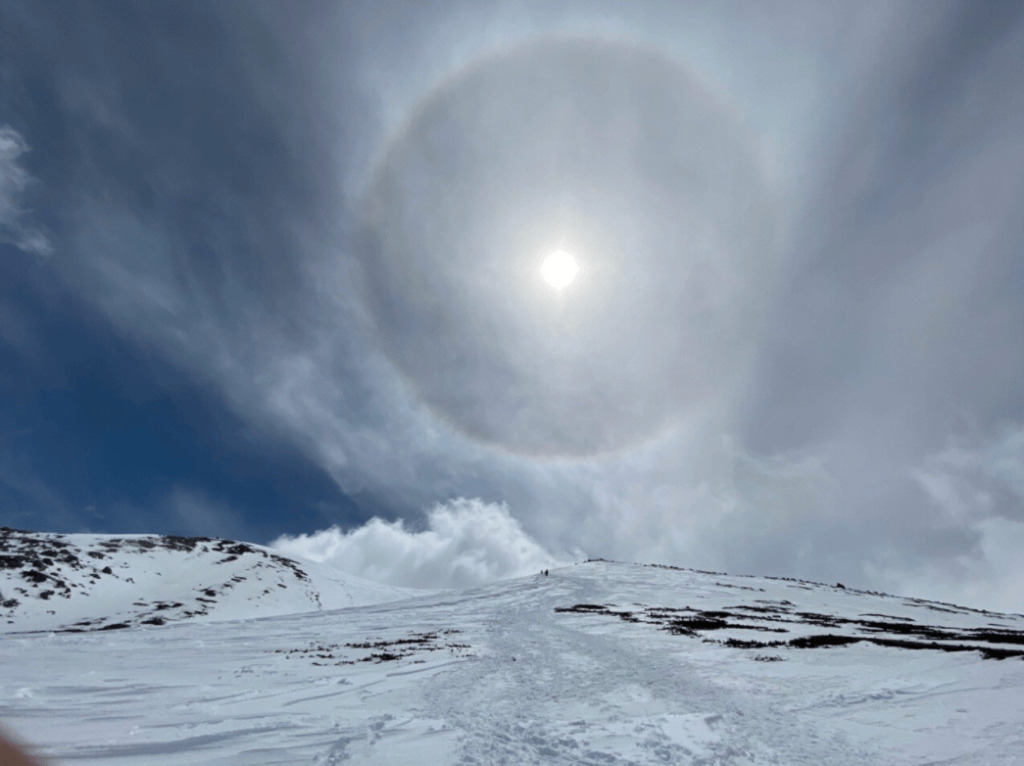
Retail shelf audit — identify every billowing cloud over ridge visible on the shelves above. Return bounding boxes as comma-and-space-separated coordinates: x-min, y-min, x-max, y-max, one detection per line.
272, 498, 574, 590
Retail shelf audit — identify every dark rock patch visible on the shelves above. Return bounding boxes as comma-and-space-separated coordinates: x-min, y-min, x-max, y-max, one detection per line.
555, 597, 1024, 661
276, 630, 470, 667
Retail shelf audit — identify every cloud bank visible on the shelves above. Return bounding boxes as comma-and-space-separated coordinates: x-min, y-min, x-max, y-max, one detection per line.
867, 425, 1024, 613
272, 498, 573, 590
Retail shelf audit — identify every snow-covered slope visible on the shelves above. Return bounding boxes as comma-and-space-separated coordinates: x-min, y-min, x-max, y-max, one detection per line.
0, 528, 419, 633
2, 558, 1024, 764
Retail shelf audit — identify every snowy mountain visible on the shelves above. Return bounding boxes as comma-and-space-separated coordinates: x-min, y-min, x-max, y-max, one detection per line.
2, 546, 1024, 764
0, 528, 419, 633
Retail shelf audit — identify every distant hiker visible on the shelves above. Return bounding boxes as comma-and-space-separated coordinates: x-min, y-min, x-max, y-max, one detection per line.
544, 569, 549, 576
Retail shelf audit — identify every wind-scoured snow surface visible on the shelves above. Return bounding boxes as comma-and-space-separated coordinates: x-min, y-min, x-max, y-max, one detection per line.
2, 546, 1024, 764
0, 528, 418, 633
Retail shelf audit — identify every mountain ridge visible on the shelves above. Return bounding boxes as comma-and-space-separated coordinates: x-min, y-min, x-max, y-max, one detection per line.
0, 527, 420, 633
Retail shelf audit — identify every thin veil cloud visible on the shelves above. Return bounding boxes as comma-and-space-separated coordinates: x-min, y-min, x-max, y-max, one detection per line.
1, 2, 1023, 609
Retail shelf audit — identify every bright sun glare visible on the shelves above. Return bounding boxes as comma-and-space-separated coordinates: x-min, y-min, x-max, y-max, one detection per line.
540, 250, 580, 291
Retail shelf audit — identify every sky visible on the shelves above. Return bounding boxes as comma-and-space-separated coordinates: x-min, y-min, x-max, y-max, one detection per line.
2, 1, 1023, 609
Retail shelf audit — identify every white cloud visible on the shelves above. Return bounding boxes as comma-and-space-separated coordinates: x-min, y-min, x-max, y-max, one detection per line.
0, 128, 30, 223
271, 498, 574, 589
0, 125, 51, 256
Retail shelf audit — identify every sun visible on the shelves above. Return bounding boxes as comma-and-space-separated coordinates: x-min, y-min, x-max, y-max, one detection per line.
540, 249, 580, 291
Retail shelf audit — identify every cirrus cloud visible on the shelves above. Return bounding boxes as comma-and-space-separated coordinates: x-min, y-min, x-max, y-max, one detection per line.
0, 125, 51, 256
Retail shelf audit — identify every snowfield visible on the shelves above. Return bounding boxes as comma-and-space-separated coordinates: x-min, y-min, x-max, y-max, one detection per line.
2, 532, 1024, 764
